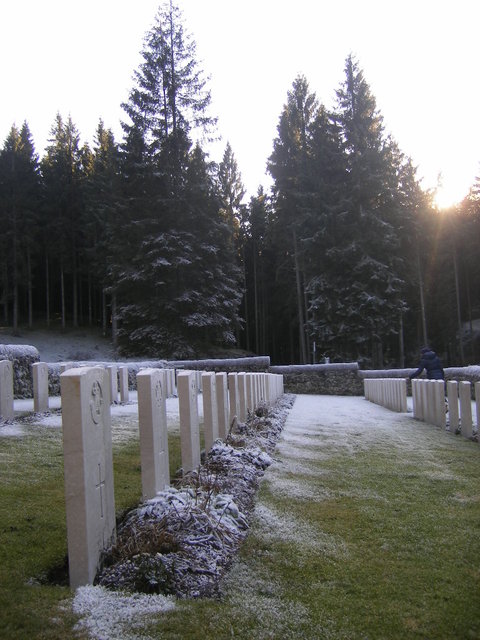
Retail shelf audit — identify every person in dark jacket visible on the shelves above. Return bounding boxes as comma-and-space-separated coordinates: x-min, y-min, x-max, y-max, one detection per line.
409, 347, 444, 380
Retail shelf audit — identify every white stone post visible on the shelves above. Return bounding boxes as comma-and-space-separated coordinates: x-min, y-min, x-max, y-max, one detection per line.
216, 372, 229, 440
476, 381, 480, 435
177, 371, 201, 474
0, 360, 14, 421
106, 365, 119, 404
202, 372, 219, 453
459, 381, 473, 438
137, 369, 169, 500
433, 380, 446, 429
61, 366, 116, 588
228, 373, 239, 427
118, 365, 129, 404
237, 373, 247, 422
446, 381, 459, 433
32, 362, 49, 413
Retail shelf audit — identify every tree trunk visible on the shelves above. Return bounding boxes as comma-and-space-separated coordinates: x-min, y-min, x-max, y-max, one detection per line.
27, 249, 33, 329
102, 288, 107, 337
452, 244, 464, 364
399, 312, 405, 368
253, 238, 259, 354
60, 263, 66, 331
2, 261, 8, 324
415, 240, 428, 346
111, 292, 118, 349
45, 254, 50, 328
292, 228, 307, 363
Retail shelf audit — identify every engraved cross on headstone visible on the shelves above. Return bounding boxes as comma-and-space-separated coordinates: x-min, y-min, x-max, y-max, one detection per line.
95, 462, 105, 519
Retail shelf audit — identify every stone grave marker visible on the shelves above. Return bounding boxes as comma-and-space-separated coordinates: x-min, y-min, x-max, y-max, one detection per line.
0, 360, 14, 420
106, 365, 119, 404
216, 372, 229, 440
177, 371, 201, 474
228, 373, 239, 427
32, 362, 49, 413
137, 368, 169, 500
118, 365, 129, 403
459, 381, 473, 438
202, 372, 219, 453
447, 381, 459, 433
61, 366, 116, 588
237, 373, 247, 422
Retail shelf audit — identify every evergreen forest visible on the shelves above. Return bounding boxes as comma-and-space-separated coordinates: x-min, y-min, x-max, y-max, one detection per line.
1, 2, 479, 367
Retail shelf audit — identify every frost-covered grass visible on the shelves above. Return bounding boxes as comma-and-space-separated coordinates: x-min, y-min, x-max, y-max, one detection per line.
137, 395, 480, 640
2, 394, 480, 639
0, 408, 183, 640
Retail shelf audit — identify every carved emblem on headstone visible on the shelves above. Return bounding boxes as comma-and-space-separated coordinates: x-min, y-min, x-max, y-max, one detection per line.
154, 379, 163, 407
90, 380, 103, 424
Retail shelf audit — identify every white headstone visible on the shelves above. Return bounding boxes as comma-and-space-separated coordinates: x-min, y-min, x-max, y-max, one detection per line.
459, 381, 473, 438
0, 360, 14, 421
61, 366, 116, 588
447, 381, 459, 433
118, 365, 129, 404
137, 368, 169, 500
106, 365, 119, 404
177, 371, 201, 474
237, 373, 247, 422
228, 373, 239, 427
202, 372, 219, 453
32, 362, 49, 413
216, 372, 229, 440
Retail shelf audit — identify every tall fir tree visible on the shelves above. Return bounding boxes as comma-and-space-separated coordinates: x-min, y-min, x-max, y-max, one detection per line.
0, 122, 41, 332
115, 1, 240, 357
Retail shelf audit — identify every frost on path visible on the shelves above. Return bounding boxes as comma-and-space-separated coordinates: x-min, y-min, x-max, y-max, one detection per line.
72, 585, 175, 640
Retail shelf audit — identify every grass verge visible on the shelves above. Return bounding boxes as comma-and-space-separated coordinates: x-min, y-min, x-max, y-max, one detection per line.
1, 399, 480, 639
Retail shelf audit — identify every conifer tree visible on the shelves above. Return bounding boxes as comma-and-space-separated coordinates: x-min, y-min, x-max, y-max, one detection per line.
115, 1, 241, 356
0, 122, 40, 332
41, 114, 86, 329
319, 55, 407, 365
267, 75, 319, 363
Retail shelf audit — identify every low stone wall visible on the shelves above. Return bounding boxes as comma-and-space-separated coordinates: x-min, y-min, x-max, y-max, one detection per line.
169, 356, 270, 373
269, 363, 363, 395
0, 345, 40, 398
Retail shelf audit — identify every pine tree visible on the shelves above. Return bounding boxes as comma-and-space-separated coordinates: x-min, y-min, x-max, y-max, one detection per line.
0, 122, 41, 332
115, 1, 241, 357
317, 55, 407, 365
41, 114, 86, 329
267, 75, 319, 363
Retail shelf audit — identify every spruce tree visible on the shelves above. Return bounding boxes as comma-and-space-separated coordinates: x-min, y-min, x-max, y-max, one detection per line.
115, 1, 240, 357
0, 122, 41, 332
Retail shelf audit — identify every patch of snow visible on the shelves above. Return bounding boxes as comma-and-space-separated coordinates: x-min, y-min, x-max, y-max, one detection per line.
0, 423, 25, 437
253, 503, 348, 558
72, 585, 175, 640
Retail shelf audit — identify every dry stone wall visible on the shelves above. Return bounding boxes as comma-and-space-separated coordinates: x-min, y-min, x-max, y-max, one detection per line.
0, 345, 39, 398
269, 363, 363, 395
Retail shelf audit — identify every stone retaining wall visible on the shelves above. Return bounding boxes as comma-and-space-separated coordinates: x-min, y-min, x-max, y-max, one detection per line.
269, 363, 364, 395
0, 345, 39, 398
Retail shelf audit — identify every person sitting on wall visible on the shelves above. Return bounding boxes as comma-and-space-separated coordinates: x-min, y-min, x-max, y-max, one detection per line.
409, 347, 444, 380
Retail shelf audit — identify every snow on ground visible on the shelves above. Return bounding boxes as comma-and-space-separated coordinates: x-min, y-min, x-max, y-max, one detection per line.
0, 328, 117, 362
1, 392, 203, 441
72, 585, 175, 640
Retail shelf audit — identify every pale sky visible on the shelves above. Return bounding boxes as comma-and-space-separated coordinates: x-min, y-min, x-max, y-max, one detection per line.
1, 0, 479, 208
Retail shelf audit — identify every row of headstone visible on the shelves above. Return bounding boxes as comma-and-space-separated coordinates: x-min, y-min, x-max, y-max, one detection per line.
364, 378, 408, 413
177, 370, 284, 476
60, 365, 284, 588
0, 360, 180, 422
412, 378, 480, 438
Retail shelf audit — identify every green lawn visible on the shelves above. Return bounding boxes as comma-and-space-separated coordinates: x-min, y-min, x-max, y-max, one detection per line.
1, 399, 479, 639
